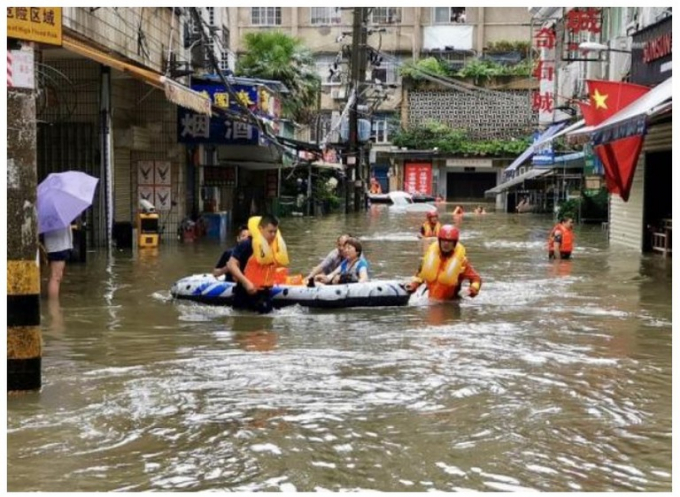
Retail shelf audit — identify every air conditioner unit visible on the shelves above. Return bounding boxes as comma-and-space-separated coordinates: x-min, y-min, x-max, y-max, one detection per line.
331, 89, 347, 100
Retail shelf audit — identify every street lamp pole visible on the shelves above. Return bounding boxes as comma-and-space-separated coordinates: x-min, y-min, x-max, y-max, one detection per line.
578, 41, 632, 54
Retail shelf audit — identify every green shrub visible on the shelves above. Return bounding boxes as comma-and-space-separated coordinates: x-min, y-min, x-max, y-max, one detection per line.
391, 121, 532, 156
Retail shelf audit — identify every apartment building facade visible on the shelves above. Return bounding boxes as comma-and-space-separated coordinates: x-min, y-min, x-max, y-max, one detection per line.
228, 7, 533, 165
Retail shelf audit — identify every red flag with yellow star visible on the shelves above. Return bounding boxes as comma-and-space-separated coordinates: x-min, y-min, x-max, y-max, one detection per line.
577, 80, 650, 201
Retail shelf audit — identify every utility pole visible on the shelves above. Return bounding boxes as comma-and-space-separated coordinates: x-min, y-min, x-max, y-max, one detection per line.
8, 40, 42, 392
347, 7, 368, 213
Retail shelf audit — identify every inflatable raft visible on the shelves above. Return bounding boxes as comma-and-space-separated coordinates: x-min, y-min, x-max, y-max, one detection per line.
171, 274, 412, 309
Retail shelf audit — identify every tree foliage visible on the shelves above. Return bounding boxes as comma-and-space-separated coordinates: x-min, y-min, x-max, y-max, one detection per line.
400, 50, 532, 85
391, 121, 532, 156
236, 31, 321, 124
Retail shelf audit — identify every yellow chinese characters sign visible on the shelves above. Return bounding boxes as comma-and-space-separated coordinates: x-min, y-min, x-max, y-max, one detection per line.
8, 7, 62, 46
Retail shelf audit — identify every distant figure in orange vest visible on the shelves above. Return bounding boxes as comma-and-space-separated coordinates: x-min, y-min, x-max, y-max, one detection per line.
452, 205, 464, 217
419, 210, 441, 239
369, 178, 382, 194
548, 217, 575, 260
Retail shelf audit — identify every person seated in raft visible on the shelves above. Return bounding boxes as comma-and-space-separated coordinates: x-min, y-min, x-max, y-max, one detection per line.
418, 210, 441, 239
405, 225, 481, 300
227, 215, 289, 313
213, 225, 250, 280
305, 233, 352, 284
318, 238, 369, 284
452, 205, 464, 217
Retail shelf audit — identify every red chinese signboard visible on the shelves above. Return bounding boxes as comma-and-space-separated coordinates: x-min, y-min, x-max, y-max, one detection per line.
562, 7, 603, 61
532, 24, 557, 124
403, 163, 432, 195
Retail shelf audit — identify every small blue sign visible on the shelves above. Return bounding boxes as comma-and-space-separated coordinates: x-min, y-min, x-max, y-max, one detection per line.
532, 130, 554, 166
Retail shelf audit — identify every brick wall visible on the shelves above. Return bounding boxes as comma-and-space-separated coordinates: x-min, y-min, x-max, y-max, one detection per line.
408, 89, 536, 140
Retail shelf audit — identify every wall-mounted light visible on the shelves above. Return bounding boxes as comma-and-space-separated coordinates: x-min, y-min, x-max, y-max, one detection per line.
579, 41, 631, 54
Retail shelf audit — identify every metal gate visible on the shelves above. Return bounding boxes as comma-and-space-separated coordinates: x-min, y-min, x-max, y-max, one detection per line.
37, 122, 104, 246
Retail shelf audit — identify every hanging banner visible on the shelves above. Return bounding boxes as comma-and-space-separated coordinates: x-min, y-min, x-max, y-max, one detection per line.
577, 80, 650, 201
403, 163, 432, 195
532, 24, 557, 125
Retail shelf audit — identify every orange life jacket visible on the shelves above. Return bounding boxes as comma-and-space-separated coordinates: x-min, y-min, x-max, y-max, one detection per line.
419, 242, 466, 300
370, 183, 382, 194
421, 221, 442, 237
548, 224, 574, 253
243, 256, 278, 288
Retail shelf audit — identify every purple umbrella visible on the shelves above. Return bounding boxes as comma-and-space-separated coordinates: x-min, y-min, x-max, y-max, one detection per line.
37, 171, 99, 234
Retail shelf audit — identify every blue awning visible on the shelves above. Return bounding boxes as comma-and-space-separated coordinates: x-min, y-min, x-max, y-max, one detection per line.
503, 122, 568, 174
485, 168, 553, 197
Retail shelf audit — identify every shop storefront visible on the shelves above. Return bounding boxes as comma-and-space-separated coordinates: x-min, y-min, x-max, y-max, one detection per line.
177, 77, 285, 232
569, 16, 672, 253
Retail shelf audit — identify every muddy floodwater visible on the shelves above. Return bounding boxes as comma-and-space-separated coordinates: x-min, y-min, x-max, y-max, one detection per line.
8, 208, 672, 491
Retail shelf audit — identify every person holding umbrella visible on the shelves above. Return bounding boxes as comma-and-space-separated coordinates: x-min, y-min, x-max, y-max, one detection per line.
37, 171, 99, 299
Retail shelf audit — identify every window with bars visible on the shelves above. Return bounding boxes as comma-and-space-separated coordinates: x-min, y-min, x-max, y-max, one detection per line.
433, 7, 466, 24
207, 7, 215, 26
370, 7, 401, 25
251, 7, 281, 26
372, 119, 388, 144
311, 113, 333, 144
311, 7, 341, 25
371, 115, 396, 144
316, 54, 343, 85
370, 59, 400, 85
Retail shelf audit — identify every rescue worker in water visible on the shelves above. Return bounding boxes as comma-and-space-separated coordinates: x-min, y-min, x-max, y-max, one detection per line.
406, 225, 482, 300
418, 210, 442, 239
548, 217, 575, 260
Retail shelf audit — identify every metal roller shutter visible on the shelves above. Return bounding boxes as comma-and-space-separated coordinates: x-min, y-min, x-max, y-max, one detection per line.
114, 147, 132, 223
644, 122, 672, 152
609, 156, 645, 251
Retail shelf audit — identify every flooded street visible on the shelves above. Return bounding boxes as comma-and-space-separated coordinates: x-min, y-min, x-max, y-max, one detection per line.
7, 208, 672, 492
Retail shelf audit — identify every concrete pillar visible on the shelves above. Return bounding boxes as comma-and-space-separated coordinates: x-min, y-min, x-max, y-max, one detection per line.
413, 7, 422, 60
476, 7, 486, 53
291, 7, 298, 37
7, 42, 41, 392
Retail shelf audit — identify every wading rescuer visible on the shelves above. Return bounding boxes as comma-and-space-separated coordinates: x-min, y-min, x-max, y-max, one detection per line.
548, 217, 575, 260
227, 215, 289, 313
418, 210, 442, 239
406, 225, 481, 300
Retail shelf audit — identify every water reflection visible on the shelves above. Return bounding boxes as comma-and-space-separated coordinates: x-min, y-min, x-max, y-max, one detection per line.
548, 259, 573, 278
228, 316, 279, 352
7, 211, 672, 492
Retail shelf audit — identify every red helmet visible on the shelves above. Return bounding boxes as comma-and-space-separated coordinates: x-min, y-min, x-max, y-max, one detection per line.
438, 225, 459, 242
426, 210, 438, 220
